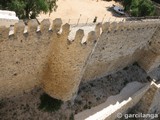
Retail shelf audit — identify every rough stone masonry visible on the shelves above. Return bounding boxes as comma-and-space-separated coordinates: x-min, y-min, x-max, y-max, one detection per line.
0, 18, 160, 101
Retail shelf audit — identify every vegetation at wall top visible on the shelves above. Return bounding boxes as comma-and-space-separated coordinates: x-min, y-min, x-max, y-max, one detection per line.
104, 0, 156, 17
123, 0, 155, 17
0, 0, 57, 19
152, 0, 160, 4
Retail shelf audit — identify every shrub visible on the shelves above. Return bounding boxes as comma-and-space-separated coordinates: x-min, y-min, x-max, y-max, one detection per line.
123, 0, 155, 17
69, 113, 74, 120
131, 7, 139, 17
38, 93, 63, 112
152, 0, 160, 4
123, 0, 133, 10
139, 0, 155, 16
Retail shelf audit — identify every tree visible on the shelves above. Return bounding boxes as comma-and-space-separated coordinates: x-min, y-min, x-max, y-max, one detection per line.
130, 0, 140, 17
139, 0, 155, 16
123, 0, 132, 11
152, 0, 160, 4
0, 0, 11, 9
123, 0, 155, 17
0, 0, 58, 19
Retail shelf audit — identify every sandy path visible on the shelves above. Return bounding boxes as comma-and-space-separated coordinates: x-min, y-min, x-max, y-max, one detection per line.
75, 82, 145, 120
38, 0, 123, 23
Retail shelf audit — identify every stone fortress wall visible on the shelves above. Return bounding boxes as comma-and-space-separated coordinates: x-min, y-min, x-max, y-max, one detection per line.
0, 19, 53, 98
83, 20, 160, 81
75, 82, 160, 120
0, 18, 160, 101
0, 18, 18, 27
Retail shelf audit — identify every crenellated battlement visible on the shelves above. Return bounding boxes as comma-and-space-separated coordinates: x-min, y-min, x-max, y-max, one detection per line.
0, 18, 160, 101
1, 18, 160, 44
0, 19, 101, 47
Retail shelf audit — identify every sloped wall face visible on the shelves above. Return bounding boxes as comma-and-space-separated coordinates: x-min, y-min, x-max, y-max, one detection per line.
138, 26, 160, 72
0, 18, 160, 101
150, 26, 160, 54
0, 18, 97, 101
82, 21, 159, 82
41, 25, 97, 101
0, 19, 53, 98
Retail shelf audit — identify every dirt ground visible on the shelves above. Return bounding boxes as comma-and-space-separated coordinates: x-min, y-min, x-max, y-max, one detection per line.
38, 0, 124, 24
0, 64, 153, 120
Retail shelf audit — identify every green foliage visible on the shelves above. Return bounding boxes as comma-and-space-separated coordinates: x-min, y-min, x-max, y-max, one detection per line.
130, 0, 139, 9
39, 93, 63, 112
0, 0, 58, 19
123, 0, 132, 11
69, 113, 74, 120
152, 0, 160, 4
0, 0, 11, 9
8, 0, 26, 19
139, 0, 155, 16
130, 0, 140, 17
123, 0, 155, 17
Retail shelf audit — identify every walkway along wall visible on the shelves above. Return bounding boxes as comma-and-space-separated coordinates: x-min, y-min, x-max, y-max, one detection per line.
83, 20, 160, 81
0, 19, 160, 101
